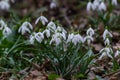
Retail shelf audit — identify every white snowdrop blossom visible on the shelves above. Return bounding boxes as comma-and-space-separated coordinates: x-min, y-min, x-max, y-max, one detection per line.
86, 1, 93, 11
84, 36, 94, 44
99, 47, 113, 60
47, 21, 56, 32
92, 0, 100, 10
115, 50, 120, 58
0, 19, 6, 30
67, 33, 84, 45
112, 0, 117, 6
2, 25, 12, 37
50, 32, 66, 45
87, 27, 94, 36
67, 33, 74, 43
50, 1, 57, 9
55, 26, 67, 34
29, 33, 35, 44
72, 34, 84, 45
43, 29, 51, 38
18, 21, 33, 35
98, 2, 106, 11
35, 16, 48, 25
34, 32, 44, 43
0, 0, 10, 10
103, 29, 112, 40
104, 38, 110, 46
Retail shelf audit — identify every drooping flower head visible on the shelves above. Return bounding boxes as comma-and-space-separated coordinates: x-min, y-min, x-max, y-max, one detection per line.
47, 21, 56, 32
98, 1, 106, 11
2, 25, 12, 37
50, 32, 66, 46
112, 0, 117, 6
50, 1, 57, 9
18, 21, 33, 35
67, 33, 84, 45
103, 29, 112, 40
92, 0, 100, 10
87, 27, 94, 37
43, 29, 51, 38
99, 47, 113, 60
35, 16, 48, 25
86, 1, 93, 11
104, 38, 110, 46
34, 32, 44, 43
84, 35, 94, 45
0, 0, 10, 10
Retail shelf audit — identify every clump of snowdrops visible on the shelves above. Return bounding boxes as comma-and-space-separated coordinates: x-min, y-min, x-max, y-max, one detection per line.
0, 15, 120, 79
0, 16, 95, 79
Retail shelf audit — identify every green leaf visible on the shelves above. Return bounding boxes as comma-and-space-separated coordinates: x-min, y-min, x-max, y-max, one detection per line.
48, 74, 60, 80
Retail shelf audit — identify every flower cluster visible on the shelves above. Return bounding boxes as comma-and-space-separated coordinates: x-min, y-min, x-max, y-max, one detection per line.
17, 16, 96, 47
86, 0, 118, 12
99, 29, 113, 60
2, 15, 119, 62
103, 29, 112, 46
84, 27, 94, 45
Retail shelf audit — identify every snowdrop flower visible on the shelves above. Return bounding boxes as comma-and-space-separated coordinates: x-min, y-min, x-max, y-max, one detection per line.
67, 33, 74, 43
55, 26, 67, 34
72, 34, 84, 45
29, 33, 35, 44
50, 32, 66, 45
50, 33, 61, 45
99, 47, 113, 60
0, 0, 10, 10
98, 2, 106, 11
2, 25, 12, 37
115, 50, 120, 58
84, 36, 94, 45
87, 27, 94, 36
112, 0, 117, 6
50, 37, 61, 46
18, 21, 33, 35
47, 21, 56, 32
0, 19, 6, 30
50, 1, 57, 9
67, 33, 84, 45
92, 0, 100, 10
86, 1, 93, 11
35, 16, 48, 25
103, 29, 112, 40
34, 32, 44, 43
104, 38, 110, 46
43, 29, 51, 38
